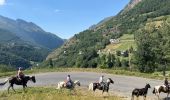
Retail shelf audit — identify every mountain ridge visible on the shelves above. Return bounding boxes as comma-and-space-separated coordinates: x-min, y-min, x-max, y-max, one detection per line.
46, 0, 170, 68
0, 15, 64, 49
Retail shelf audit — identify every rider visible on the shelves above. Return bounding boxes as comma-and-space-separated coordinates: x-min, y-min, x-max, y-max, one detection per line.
164, 77, 169, 91
17, 67, 25, 81
98, 75, 104, 88
99, 75, 104, 84
66, 75, 73, 88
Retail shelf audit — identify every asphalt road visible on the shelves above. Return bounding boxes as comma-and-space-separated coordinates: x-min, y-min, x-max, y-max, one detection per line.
0, 72, 168, 100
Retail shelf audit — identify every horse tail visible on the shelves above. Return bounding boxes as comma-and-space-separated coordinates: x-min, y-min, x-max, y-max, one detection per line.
88, 83, 93, 91
0, 78, 9, 86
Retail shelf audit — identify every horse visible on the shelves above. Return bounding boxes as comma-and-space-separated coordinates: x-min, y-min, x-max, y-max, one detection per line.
0, 76, 36, 93
153, 85, 170, 99
57, 80, 80, 89
88, 78, 114, 94
131, 83, 151, 100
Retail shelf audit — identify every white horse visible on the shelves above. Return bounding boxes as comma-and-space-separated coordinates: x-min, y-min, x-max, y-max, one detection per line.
153, 85, 170, 99
57, 80, 80, 89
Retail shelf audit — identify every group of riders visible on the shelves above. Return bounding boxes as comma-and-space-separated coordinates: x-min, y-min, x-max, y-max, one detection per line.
65, 75, 105, 88
16, 67, 170, 89
16, 67, 105, 88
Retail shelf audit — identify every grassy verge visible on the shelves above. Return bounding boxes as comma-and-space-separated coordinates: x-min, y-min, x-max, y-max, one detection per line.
0, 87, 121, 100
0, 68, 166, 80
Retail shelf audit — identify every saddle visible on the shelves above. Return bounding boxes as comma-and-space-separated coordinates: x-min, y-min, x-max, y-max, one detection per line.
16, 75, 25, 82
66, 81, 73, 88
165, 85, 170, 91
98, 82, 106, 90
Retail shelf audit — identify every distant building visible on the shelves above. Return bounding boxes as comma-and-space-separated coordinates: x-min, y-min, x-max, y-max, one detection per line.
110, 39, 120, 44
64, 51, 66, 54
79, 51, 82, 55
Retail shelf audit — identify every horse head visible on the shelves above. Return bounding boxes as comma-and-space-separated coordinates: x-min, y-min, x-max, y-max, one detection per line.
74, 80, 80, 86
31, 76, 36, 83
145, 83, 151, 89
107, 78, 114, 84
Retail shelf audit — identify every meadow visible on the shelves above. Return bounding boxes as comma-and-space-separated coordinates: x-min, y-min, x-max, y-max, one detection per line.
0, 87, 121, 100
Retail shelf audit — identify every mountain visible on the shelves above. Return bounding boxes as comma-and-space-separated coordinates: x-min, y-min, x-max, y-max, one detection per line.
46, 0, 170, 68
0, 16, 64, 49
0, 15, 65, 68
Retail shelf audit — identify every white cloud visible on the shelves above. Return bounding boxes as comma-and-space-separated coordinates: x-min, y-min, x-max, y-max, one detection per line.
0, 0, 6, 6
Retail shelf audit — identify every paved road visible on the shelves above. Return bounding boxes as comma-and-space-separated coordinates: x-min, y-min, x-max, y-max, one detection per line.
0, 72, 167, 99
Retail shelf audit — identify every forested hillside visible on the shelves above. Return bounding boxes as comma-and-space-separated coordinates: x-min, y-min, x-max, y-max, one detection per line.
46, 0, 170, 73
0, 16, 64, 69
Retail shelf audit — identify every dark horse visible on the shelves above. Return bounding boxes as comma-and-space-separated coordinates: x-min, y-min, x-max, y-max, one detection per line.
0, 76, 36, 93
131, 84, 151, 100
89, 78, 114, 94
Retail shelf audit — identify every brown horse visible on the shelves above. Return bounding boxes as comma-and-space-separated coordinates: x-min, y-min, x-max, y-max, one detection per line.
153, 85, 170, 99
0, 76, 36, 93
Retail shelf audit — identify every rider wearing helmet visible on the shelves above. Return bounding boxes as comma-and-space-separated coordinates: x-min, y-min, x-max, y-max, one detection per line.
164, 77, 169, 90
99, 75, 104, 84
66, 75, 73, 88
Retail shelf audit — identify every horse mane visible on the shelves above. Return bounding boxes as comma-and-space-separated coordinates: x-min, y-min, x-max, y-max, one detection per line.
108, 78, 114, 83
74, 80, 80, 83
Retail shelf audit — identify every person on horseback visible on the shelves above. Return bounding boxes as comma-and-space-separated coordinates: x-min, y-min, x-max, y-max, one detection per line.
99, 75, 104, 84
17, 67, 25, 81
164, 77, 169, 91
66, 75, 73, 88
98, 75, 105, 89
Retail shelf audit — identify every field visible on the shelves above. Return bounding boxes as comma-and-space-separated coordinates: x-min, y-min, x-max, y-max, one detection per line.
102, 34, 136, 54
0, 87, 121, 100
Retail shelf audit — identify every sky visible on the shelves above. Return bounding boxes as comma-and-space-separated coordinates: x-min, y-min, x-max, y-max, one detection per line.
0, 0, 130, 39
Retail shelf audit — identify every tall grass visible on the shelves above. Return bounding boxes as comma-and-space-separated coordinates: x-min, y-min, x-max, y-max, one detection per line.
0, 87, 121, 100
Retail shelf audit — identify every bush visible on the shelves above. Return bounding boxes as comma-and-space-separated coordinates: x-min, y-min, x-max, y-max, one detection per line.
121, 59, 129, 68
116, 51, 121, 56
0, 65, 15, 72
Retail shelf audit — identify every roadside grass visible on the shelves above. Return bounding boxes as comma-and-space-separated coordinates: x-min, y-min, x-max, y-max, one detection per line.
0, 87, 121, 100
0, 68, 166, 80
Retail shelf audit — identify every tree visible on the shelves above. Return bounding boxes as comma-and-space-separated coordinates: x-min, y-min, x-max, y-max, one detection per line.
115, 57, 121, 67
134, 22, 170, 73
134, 29, 156, 73
49, 58, 53, 68
107, 53, 113, 68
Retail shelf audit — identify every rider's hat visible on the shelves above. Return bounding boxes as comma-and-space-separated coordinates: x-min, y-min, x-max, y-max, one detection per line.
19, 67, 22, 70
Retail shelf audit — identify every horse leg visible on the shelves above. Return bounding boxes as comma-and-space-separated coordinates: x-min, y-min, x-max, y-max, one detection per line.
157, 94, 160, 100
107, 91, 110, 97
23, 85, 26, 92
167, 93, 169, 97
137, 96, 139, 100
143, 96, 146, 100
102, 90, 104, 95
8, 85, 11, 94
11, 85, 16, 93
131, 95, 134, 100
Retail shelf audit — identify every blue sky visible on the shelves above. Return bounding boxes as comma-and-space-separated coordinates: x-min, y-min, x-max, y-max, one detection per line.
0, 0, 130, 39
